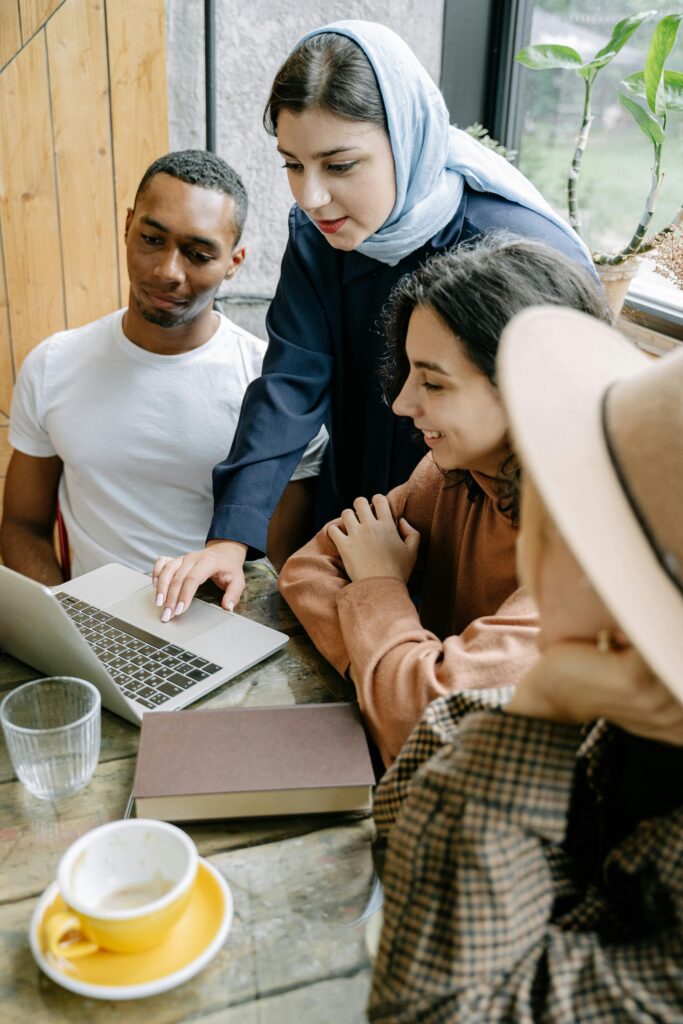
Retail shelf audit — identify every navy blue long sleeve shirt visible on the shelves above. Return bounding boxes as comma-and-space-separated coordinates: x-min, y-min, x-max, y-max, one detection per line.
208, 188, 594, 556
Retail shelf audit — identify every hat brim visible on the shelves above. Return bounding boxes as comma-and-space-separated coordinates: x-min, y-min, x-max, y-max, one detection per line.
498, 306, 683, 702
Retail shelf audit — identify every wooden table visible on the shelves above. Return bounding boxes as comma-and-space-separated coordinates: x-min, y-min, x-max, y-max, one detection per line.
0, 564, 376, 1022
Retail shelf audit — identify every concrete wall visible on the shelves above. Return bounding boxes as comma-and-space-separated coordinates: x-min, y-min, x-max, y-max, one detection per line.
165, 0, 445, 337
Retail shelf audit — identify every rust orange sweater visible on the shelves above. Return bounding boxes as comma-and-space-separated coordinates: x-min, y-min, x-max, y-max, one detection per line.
279, 455, 539, 764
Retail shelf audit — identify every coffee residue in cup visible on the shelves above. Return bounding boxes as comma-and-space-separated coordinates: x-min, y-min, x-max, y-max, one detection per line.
96, 874, 175, 912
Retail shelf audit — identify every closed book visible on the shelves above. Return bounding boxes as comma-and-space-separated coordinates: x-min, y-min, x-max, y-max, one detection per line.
132, 702, 375, 821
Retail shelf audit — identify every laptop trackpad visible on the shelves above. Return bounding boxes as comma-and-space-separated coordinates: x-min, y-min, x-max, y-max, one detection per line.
107, 588, 232, 644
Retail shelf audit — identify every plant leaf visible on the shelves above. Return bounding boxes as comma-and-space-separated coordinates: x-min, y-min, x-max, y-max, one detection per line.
619, 92, 665, 144
622, 71, 647, 95
515, 44, 584, 71
623, 70, 683, 111
644, 14, 682, 115
463, 123, 517, 162
662, 70, 683, 112
589, 11, 656, 65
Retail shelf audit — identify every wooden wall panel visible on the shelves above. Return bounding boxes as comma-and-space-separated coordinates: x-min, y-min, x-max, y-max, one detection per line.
0, 235, 13, 416
107, 0, 168, 296
0, 417, 10, 472
47, 0, 119, 326
0, 416, 10, 519
0, 0, 169, 531
19, 0, 62, 41
0, 2, 22, 68
0, 31, 64, 373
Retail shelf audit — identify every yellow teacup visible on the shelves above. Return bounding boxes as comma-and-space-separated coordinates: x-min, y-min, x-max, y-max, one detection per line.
45, 819, 198, 958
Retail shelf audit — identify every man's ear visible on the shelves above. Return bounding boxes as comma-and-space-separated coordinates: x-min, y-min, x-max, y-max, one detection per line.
124, 207, 134, 242
224, 246, 246, 280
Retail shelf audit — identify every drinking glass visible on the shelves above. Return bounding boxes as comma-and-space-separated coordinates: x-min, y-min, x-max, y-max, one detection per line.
0, 677, 101, 800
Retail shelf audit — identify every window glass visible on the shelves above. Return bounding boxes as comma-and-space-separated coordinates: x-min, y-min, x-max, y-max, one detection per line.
516, 2, 683, 311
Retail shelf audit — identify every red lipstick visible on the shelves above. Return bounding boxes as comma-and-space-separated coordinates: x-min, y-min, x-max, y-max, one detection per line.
316, 217, 348, 235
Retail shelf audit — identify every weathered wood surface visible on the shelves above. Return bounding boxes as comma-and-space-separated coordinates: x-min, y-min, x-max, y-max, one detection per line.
0, 565, 352, 767
0, 567, 375, 1021
2, 823, 374, 1023
0, 631, 352, 785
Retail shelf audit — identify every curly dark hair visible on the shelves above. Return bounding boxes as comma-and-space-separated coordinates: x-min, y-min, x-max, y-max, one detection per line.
264, 32, 387, 135
134, 150, 248, 243
382, 234, 611, 522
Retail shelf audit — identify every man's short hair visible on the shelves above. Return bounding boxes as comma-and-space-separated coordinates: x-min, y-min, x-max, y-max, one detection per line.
135, 150, 248, 243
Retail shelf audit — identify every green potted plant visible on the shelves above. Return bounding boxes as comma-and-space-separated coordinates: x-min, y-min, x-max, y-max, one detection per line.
516, 10, 683, 314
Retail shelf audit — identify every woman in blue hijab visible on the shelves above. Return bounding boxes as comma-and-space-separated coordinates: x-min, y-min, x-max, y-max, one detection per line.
154, 20, 595, 617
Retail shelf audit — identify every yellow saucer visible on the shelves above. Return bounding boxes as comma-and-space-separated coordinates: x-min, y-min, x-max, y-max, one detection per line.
30, 859, 232, 1000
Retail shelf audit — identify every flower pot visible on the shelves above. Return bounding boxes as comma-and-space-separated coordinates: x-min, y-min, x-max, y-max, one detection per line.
595, 256, 642, 320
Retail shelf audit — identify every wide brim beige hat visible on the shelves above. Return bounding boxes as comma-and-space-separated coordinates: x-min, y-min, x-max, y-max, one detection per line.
498, 305, 683, 702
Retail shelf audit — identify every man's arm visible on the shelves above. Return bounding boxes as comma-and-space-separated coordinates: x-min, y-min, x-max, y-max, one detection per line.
266, 478, 316, 572
1, 450, 64, 585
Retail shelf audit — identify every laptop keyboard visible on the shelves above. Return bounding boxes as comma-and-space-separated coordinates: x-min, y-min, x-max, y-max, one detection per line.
55, 593, 223, 709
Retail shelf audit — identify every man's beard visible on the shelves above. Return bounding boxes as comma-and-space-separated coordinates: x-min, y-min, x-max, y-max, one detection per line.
139, 304, 194, 328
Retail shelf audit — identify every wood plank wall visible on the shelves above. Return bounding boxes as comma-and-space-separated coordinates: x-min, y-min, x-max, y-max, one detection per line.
0, 0, 168, 515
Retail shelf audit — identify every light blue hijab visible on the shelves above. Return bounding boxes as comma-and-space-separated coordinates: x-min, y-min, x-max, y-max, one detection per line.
298, 20, 590, 267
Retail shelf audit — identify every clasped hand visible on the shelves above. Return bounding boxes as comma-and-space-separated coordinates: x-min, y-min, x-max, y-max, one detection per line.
327, 494, 420, 583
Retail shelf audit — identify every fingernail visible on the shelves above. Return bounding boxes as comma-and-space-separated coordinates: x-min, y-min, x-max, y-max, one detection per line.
175, 601, 185, 616
161, 608, 172, 623
155, 593, 164, 607
227, 600, 234, 613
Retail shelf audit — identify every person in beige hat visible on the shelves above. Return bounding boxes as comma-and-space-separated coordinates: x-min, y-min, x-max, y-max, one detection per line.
368, 308, 683, 1022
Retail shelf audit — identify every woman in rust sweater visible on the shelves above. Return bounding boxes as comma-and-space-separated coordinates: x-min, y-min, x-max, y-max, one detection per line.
279, 236, 609, 764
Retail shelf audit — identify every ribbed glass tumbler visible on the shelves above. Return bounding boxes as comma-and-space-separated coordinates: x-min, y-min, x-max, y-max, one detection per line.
0, 677, 101, 800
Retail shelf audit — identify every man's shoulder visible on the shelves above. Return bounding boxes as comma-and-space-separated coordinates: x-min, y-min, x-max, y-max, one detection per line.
36, 309, 123, 356
214, 312, 267, 358
20, 309, 123, 377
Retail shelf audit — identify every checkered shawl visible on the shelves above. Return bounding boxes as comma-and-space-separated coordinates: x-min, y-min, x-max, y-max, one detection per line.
369, 696, 683, 1023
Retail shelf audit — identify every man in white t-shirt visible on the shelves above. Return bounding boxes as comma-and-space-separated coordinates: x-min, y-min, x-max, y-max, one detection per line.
1, 150, 325, 590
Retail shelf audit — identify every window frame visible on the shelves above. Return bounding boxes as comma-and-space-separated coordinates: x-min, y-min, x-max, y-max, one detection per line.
440, 0, 682, 338
440, 0, 532, 154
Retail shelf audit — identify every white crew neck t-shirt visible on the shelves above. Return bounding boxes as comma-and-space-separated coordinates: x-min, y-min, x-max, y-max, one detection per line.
9, 309, 327, 577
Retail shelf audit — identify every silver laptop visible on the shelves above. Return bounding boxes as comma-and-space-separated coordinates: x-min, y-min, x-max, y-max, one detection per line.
0, 562, 288, 726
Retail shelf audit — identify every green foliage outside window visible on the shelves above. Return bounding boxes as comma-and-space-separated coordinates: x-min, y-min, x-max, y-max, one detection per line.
516, 4, 683, 266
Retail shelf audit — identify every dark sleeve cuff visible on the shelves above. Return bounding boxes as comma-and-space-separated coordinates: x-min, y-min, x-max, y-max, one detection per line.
206, 503, 270, 559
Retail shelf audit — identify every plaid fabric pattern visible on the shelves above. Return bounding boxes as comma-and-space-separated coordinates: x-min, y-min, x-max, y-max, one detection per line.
373, 688, 514, 839
369, 706, 683, 1023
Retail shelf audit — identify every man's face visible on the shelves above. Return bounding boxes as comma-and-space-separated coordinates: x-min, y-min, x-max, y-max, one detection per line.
125, 173, 243, 330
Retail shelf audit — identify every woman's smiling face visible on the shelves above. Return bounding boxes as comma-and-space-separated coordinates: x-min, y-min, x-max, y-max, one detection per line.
392, 305, 510, 476
276, 107, 397, 251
